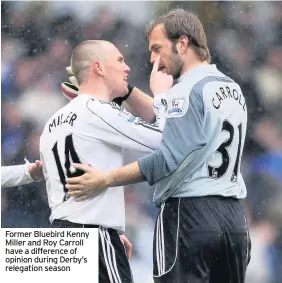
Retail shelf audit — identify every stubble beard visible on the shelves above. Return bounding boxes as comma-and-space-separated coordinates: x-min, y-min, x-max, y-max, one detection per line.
170, 43, 184, 79
170, 54, 184, 80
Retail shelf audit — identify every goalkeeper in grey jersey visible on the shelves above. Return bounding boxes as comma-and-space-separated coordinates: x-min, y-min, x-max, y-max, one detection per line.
66, 9, 251, 283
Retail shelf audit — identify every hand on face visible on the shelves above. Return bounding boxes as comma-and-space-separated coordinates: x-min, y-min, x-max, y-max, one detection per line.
66, 164, 109, 201
150, 56, 173, 96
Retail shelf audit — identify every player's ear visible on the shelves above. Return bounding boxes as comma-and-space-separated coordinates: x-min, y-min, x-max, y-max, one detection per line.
178, 35, 189, 54
92, 61, 104, 77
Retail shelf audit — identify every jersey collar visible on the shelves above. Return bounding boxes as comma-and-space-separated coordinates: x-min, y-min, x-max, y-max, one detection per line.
177, 64, 219, 83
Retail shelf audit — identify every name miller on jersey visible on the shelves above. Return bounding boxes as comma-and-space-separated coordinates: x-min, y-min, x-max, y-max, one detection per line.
49, 111, 78, 133
212, 85, 246, 111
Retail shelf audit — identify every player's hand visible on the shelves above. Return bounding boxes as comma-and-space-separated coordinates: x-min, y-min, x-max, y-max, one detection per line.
119, 235, 132, 259
66, 164, 110, 201
28, 160, 44, 181
150, 56, 173, 96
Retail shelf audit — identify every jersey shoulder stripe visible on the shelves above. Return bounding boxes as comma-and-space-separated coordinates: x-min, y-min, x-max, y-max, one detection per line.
86, 99, 159, 150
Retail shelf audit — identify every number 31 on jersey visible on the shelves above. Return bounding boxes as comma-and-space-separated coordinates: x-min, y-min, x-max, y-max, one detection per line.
208, 120, 243, 182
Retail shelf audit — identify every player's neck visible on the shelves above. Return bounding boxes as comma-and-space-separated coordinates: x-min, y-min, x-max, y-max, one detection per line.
180, 53, 209, 76
78, 81, 112, 102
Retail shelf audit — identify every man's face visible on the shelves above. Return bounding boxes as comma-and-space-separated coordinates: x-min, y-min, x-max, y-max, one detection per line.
104, 45, 130, 97
149, 24, 184, 79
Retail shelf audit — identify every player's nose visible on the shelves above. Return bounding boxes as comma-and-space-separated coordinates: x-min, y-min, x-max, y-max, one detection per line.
124, 63, 130, 73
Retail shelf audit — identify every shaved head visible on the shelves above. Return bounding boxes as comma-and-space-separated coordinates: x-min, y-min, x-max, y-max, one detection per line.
70, 40, 114, 84
70, 40, 130, 99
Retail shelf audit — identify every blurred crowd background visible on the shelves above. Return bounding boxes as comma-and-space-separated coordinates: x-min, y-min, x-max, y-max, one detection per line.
1, 1, 282, 282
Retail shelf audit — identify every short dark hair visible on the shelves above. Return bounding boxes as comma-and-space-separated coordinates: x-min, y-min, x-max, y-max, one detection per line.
146, 8, 211, 63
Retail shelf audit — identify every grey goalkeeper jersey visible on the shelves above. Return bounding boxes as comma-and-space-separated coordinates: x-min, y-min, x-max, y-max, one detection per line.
138, 64, 247, 207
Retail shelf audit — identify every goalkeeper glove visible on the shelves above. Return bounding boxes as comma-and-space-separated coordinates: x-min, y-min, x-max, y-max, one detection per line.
112, 84, 134, 105
61, 66, 79, 100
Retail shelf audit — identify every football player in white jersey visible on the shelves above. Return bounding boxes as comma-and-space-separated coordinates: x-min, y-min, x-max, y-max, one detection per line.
1, 161, 43, 188
40, 40, 169, 283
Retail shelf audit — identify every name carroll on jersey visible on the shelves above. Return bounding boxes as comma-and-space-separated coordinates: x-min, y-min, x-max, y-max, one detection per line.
49, 111, 78, 133
212, 85, 246, 111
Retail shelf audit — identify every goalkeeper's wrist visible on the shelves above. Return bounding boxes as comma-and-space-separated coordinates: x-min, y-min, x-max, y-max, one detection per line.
124, 84, 134, 100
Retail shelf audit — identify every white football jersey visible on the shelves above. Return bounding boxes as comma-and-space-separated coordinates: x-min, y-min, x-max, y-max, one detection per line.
40, 94, 164, 233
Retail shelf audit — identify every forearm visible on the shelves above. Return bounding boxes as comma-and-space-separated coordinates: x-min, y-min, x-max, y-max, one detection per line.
1, 165, 34, 188
124, 87, 155, 123
105, 161, 145, 188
